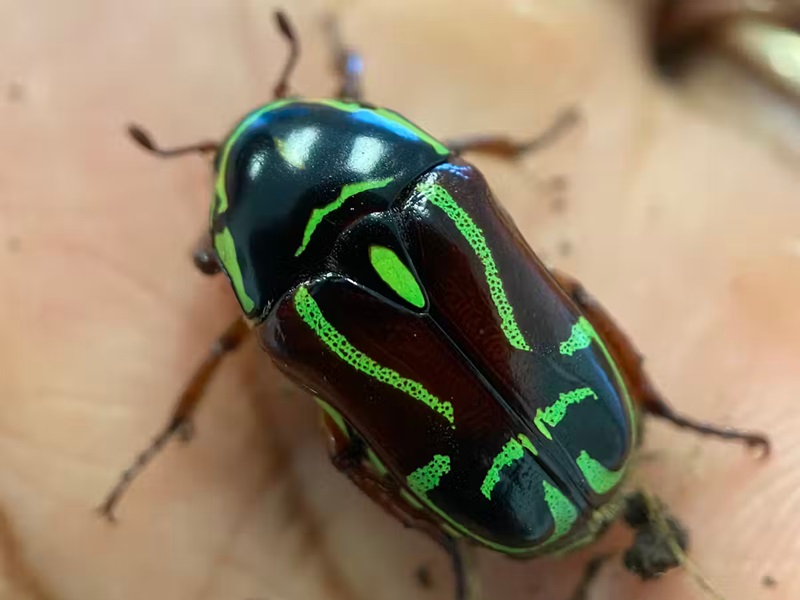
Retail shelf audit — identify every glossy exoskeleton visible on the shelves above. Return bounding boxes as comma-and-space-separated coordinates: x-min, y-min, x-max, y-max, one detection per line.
101, 12, 770, 600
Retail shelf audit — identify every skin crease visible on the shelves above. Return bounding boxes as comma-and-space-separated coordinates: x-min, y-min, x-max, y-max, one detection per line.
1, 0, 800, 598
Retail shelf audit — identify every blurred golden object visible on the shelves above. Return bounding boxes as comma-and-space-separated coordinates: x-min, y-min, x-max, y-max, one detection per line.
717, 18, 800, 100
656, 0, 800, 105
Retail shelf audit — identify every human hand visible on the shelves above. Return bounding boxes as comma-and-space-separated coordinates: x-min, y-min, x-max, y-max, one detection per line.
2, 2, 799, 599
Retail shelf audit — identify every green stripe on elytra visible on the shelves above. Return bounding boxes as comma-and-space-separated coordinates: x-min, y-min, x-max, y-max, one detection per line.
587, 325, 637, 444
407, 454, 451, 496
481, 434, 538, 500
369, 245, 425, 308
577, 450, 625, 494
542, 481, 579, 542
416, 182, 531, 351
295, 177, 394, 257
214, 227, 254, 312
558, 316, 638, 444
294, 286, 455, 427
534, 387, 598, 440
560, 317, 594, 356
405, 457, 581, 554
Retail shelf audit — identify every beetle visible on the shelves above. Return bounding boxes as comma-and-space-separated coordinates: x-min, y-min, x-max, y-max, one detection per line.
101, 12, 770, 600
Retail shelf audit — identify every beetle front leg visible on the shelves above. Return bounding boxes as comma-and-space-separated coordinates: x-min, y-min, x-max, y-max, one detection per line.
192, 231, 221, 275
551, 270, 771, 454
98, 317, 251, 520
325, 15, 363, 101
319, 412, 479, 600
444, 108, 579, 158
127, 124, 219, 158
621, 491, 688, 580
565, 554, 612, 600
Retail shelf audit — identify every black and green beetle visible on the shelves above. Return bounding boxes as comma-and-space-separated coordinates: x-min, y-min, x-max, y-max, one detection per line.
101, 12, 770, 599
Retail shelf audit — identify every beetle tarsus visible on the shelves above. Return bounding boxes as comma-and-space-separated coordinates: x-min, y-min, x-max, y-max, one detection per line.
444, 107, 580, 158
623, 492, 689, 580
98, 318, 250, 519
98, 416, 187, 520
128, 124, 156, 151
324, 14, 363, 101
273, 10, 301, 98
644, 395, 772, 457
442, 536, 476, 600
624, 492, 731, 599
127, 124, 218, 158
192, 232, 222, 276
567, 554, 613, 600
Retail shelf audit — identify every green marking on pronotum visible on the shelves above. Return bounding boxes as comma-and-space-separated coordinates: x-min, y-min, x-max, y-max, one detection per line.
416, 182, 531, 351
407, 454, 451, 496
369, 245, 425, 308
295, 177, 394, 257
213, 227, 254, 312
560, 317, 594, 356
534, 387, 598, 441
542, 481, 579, 543
577, 450, 625, 495
294, 286, 455, 426
315, 99, 450, 156
213, 97, 449, 221
480, 434, 538, 500
214, 99, 293, 219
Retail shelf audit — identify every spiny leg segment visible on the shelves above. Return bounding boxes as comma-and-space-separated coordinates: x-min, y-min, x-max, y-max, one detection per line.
444, 108, 580, 159
98, 317, 250, 520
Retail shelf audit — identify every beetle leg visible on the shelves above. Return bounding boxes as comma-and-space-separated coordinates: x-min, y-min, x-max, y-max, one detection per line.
325, 15, 363, 101
565, 554, 613, 600
98, 317, 251, 520
192, 231, 221, 275
551, 270, 771, 454
623, 490, 728, 597
443, 536, 477, 600
444, 108, 579, 158
127, 123, 219, 158
319, 413, 479, 600
621, 491, 688, 580
272, 11, 301, 99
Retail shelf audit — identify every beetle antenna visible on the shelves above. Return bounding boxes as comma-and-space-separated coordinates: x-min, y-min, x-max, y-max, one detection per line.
127, 124, 219, 158
273, 11, 300, 98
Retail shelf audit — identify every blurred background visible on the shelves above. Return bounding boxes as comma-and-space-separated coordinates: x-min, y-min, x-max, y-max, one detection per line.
1, 1, 800, 599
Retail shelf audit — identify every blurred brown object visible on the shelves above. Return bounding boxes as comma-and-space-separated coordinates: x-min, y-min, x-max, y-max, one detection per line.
655, 0, 800, 103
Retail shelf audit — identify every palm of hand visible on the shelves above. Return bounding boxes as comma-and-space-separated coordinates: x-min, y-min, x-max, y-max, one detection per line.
2, 2, 800, 600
